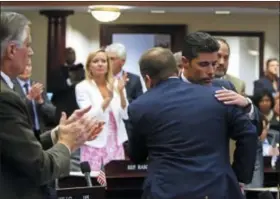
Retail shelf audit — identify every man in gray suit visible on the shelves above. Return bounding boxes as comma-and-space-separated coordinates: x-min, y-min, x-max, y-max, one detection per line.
0, 12, 103, 199
214, 38, 246, 95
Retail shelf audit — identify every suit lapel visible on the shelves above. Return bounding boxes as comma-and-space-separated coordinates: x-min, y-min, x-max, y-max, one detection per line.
13, 79, 26, 98
0, 79, 10, 92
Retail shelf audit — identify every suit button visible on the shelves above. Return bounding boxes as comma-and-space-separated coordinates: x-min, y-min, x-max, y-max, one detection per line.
205, 196, 208, 199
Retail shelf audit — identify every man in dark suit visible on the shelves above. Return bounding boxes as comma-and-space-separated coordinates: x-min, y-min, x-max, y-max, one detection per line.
105, 43, 143, 103
13, 58, 56, 133
253, 58, 280, 96
0, 12, 103, 199
180, 32, 262, 166
127, 47, 257, 199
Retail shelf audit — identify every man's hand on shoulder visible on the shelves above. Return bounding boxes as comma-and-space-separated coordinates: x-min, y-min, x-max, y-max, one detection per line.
214, 87, 251, 108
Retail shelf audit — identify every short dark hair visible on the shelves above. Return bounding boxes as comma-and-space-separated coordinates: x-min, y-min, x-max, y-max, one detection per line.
216, 38, 231, 54
252, 89, 275, 110
182, 32, 220, 61
266, 58, 278, 69
139, 47, 178, 81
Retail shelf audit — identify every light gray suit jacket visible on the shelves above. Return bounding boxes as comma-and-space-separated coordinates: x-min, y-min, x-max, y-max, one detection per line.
0, 79, 70, 199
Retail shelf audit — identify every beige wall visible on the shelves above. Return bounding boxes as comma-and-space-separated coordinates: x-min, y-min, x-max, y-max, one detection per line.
18, 11, 279, 85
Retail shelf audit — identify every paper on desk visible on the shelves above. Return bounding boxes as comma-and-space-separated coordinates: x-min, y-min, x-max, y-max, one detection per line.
244, 187, 278, 192
69, 171, 99, 177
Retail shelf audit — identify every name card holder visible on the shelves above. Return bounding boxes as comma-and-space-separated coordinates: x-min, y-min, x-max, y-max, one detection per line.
105, 160, 148, 178
57, 186, 105, 199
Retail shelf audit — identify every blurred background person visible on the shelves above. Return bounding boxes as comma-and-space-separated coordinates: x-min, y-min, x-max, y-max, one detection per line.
105, 43, 143, 103
13, 58, 56, 134
173, 51, 183, 76
254, 58, 279, 96
215, 38, 246, 95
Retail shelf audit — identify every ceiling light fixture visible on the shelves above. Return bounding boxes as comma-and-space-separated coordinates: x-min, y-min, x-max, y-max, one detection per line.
215, 10, 231, 15
151, 10, 166, 14
88, 6, 121, 22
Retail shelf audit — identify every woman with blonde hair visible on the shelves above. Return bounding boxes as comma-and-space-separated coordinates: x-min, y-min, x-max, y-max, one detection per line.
75, 49, 128, 171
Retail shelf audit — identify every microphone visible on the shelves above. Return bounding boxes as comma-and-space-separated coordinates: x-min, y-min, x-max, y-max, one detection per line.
80, 161, 93, 187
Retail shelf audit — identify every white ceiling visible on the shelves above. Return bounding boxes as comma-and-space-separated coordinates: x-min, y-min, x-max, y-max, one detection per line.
1, 5, 279, 15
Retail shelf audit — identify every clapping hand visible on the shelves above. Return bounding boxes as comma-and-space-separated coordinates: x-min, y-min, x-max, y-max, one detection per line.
117, 72, 129, 92
26, 83, 44, 103
57, 106, 104, 152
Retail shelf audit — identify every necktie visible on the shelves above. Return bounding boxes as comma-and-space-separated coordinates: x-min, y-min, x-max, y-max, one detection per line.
23, 83, 29, 94
23, 83, 40, 132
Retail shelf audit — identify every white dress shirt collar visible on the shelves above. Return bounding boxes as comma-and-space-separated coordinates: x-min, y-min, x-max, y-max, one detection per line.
0, 71, 14, 89
181, 73, 191, 83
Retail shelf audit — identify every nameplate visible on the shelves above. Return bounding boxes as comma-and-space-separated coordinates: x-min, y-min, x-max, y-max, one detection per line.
105, 160, 148, 177
57, 186, 105, 199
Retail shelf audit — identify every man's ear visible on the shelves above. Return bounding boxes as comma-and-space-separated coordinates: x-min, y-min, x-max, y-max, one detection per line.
144, 74, 152, 89
6, 42, 17, 60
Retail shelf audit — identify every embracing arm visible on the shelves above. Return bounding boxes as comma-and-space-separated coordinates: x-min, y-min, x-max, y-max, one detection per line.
227, 105, 258, 184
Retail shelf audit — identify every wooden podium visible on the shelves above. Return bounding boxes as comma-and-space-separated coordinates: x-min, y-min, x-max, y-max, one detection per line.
58, 159, 278, 199
59, 160, 147, 199
263, 156, 279, 187
57, 186, 105, 199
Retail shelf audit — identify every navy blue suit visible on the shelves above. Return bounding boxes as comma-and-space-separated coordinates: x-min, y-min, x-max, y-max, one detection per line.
212, 78, 236, 91
253, 77, 280, 95
125, 72, 143, 103
127, 78, 257, 199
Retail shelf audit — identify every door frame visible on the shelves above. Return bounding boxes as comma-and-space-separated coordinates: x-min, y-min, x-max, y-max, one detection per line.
99, 24, 187, 52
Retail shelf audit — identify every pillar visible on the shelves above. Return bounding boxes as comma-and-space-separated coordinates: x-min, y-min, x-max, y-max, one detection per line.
40, 10, 74, 92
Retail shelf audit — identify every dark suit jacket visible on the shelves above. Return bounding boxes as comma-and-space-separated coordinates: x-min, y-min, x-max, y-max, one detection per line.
212, 78, 236, 91
13, 79, 56, 132
127, 78, 257, 199
0, 79, 70, 199
125, 72, 143, 103
253, 76, 280, 95
51, 84, 80, 124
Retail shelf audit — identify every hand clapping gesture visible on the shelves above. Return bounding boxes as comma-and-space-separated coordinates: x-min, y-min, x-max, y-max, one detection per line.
26, 82, 44, 104
117, 72, 129, 92
57, 106, 104, 152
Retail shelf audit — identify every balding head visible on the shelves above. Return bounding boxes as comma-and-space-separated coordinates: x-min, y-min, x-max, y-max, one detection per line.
139, 47, 178, 88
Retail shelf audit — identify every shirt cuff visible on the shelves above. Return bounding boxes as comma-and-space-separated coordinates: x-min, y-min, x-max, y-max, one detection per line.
66, 78, 72, 86
50, 126, 59, 144
51, 126, 71, 155
246, 101, 254, 120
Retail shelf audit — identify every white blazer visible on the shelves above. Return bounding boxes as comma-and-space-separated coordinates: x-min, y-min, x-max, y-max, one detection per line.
75, 79, 129, 148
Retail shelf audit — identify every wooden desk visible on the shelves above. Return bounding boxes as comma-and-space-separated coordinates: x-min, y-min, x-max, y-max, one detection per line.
58, 159, 278, 199
245, 187, 279, 199
263, 157, 279, 187
59, 161, 145, 199
57, 186, 106, 199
